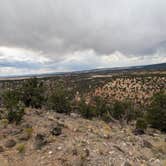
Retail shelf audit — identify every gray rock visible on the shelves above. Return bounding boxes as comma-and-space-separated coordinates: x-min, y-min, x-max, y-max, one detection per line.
133, 128, 144, 135
70, 113, 80, 118
21, 123, 32, 128
11, 128, 23, 136
18, 133, 30, 141
72, 148, 78, 155
5, 139, 16, 148
142, 140, 153, 149
123, 161, 132, 166
51, 127, 62, 136
50, 124, 62, 136
34, 134, 47, 149
0, 146, 4, 152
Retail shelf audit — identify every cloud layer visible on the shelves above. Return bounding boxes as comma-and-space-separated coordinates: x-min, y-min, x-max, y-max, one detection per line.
0, 0, 166, 76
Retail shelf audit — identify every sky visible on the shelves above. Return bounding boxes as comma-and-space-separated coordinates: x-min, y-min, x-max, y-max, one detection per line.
0, 0, 166, 76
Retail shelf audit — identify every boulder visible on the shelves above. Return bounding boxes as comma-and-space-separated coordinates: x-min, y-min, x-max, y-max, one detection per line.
5, 139, 16, 148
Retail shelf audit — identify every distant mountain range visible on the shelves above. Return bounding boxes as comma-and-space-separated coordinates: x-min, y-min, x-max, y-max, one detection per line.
0, 62, 166, 80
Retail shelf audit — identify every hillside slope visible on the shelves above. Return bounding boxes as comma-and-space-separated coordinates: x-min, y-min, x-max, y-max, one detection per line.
0, 108, 166, 166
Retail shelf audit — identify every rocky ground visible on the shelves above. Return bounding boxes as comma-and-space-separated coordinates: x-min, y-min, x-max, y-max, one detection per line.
0, 108, 166, 166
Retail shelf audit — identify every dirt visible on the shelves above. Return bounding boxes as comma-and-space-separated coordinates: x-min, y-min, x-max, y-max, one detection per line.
0, 108, 166, 166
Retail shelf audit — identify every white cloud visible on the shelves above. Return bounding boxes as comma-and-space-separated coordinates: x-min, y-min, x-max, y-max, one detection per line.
0, 48, 165, 76
0, 46, 50, 63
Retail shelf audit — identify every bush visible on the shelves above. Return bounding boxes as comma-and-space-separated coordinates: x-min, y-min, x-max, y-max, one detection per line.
47, 86, 70, 113
101, 110, 113, 122
77, 97, 137, 123
7, 101, 25, 124
25, 127, 33, 137
2, 89, 25, 124
146, 91, 166, 132
2, 89, 21, 110
17, 144, 25, 153
0, 119, 9, 128
111, 100, 136, 123
136, 118, 147, 131
21, 77, 44, 108
112, 101, 125, 120
78, 100, 97, 119
93, 96, 109, 118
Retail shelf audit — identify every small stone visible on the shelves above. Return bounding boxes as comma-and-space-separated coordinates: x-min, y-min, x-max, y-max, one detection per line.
83, 148, 90, 157
34, 134, 47, 149
21, 123, 32, 128
70, 113, 80, 118
57, 146, 62, 150
113, 145, 125, 153
72, 148, 78, 155
103, 134, 110, 139
123, 161, 132, 166
142, 140, 153, 149
11, 128, 23, 136
0, 146, 4, 152
5, 139, 16, 148
154, 159, 160, 164
51, 126, 62, 136
18, 133, 30, 141
133, 128, 144, 135
48, 151, 53, 155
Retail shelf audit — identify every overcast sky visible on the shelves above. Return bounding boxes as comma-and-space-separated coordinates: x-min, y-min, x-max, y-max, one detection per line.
0, 0, 166, 76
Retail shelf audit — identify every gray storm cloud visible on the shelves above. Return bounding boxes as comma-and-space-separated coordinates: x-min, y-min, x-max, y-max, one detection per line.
0, 0, 166, 57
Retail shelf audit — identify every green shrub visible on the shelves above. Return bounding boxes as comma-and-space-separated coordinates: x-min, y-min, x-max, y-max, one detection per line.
93, 96, 109, 118
25, 127, 33, 137
110, 100, 137, 123
146, 91, 166, 132
112, 101, 125, 120
101, 110, 113, 122
78, 100, 97, 119
47, 86, 70, 113
17, 144, 25, 153
21, 77, 44, 108
2, 89, 21, 110
7, 101, 25, 124
0, 119, 9, 128
77, 97, 137, 123
136, 118, 147, 131
2, 89, 25, 124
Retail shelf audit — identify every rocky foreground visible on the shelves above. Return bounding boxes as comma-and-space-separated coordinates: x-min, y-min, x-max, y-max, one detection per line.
0, 109, 166, 166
